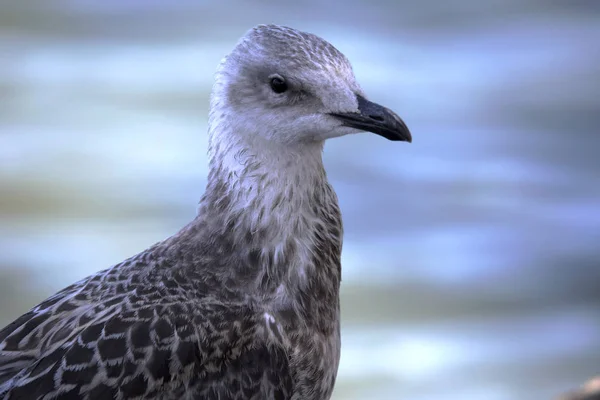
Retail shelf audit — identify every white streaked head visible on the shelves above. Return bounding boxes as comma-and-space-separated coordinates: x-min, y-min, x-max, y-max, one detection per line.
210, 24, 365, 146
208, 24, 411, 155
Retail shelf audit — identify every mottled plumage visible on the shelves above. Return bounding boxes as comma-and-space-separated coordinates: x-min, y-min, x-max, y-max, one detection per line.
0, 24, 411, 400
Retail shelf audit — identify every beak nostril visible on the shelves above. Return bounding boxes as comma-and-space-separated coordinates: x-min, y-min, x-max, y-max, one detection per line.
369, 115, 384, 122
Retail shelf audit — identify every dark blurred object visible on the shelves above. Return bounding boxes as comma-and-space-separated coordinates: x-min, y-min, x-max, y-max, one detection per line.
559, 377, 600, 400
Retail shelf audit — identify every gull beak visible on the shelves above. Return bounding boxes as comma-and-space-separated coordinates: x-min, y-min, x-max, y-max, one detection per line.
330, 94, 412, 143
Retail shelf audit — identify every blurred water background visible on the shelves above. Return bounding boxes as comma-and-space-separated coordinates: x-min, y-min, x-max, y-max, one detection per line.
1, 1, 599, 399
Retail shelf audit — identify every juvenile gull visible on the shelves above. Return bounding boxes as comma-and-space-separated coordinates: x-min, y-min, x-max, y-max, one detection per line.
0, 24, 411, 400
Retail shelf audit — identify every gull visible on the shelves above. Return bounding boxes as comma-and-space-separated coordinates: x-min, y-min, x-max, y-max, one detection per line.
0, 24, 411, 400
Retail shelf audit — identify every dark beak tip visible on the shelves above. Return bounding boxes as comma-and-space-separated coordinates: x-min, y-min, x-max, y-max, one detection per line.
331, 94, 413, 144
390, 132, 412, 143
385, 119, 412, 143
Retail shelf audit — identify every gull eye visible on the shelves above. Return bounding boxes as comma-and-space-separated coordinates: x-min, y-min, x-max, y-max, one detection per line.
269, 75, 288, 93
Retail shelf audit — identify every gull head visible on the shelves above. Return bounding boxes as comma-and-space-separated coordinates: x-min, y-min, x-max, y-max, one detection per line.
209, 24, 411, 147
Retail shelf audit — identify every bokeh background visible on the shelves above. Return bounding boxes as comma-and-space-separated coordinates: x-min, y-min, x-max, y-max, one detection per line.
1, 1, 599, 399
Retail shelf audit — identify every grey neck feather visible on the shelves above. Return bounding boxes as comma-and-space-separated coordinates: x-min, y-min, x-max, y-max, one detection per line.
182, 105, 343, 330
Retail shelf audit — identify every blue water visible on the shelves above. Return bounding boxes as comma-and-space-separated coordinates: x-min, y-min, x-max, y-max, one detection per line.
1, 1, 599, 398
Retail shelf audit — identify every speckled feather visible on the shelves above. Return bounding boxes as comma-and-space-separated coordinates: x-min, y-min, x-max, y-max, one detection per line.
0, 24, 355, 400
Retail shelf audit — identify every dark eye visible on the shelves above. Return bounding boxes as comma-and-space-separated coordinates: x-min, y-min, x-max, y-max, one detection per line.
269, 76, 288, 93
